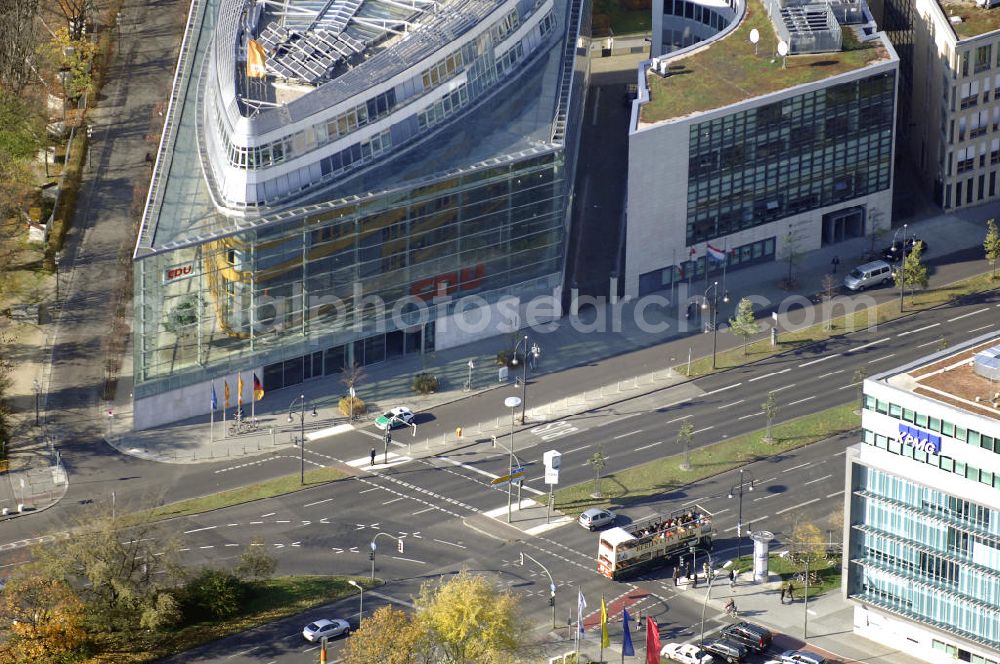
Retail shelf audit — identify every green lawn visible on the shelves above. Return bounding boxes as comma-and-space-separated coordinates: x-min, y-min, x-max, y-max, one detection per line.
730, 554, 841, 598
87, 576, 374, 663
939, 1, 1000, 38
641, 0, 886, 123
549, 403, 859, 513
678, 271, 1000, 378
128, 466, 348, 524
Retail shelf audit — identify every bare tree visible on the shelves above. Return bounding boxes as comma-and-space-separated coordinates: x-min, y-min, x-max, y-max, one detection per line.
0, 0, 40, 94
50, 0, 89, 40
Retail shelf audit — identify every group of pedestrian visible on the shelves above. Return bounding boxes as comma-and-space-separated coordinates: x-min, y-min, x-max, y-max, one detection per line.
779, 581, 796, 604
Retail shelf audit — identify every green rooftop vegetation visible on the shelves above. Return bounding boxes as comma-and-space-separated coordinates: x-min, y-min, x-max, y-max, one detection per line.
639, 0, 889, 124
940, 1, 1000, 39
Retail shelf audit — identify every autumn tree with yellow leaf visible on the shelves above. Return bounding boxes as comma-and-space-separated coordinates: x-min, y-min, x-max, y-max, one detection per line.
0, 573, 87, 662
340, 605, 431, 664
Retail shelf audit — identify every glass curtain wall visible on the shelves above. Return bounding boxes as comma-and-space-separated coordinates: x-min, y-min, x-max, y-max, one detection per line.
134, 151, 565, 397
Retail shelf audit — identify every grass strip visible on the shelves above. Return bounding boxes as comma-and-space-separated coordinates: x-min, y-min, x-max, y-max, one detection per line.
549, 403, 859, 514
679, 271, 999, 378
127, 466, 348, 524
86, 575, 374, 663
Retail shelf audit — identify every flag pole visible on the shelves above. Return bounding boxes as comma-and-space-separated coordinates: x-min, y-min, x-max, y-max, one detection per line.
210, 398, 214, 443
599, 594, 605, 664
251, 377, 255, 420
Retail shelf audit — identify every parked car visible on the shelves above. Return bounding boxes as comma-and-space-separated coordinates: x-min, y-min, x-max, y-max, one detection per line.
578, 508, 616, 530
661, 642, 716, 664
374, 406, 415, 430
302, 618, 351, 641
881, 237, 927, 263
843, 260, 893, 291
720, 621, 773, 654
778, 649, 829, 664
701, 638, 749, 663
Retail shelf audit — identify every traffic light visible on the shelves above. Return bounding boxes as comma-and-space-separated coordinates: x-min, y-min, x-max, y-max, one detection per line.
548, 595, 555, 607
386, 432, 392, 445
369, 550, 374, 561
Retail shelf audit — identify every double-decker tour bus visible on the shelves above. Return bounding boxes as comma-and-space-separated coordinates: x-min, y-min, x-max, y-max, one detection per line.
597, 506, 713, 580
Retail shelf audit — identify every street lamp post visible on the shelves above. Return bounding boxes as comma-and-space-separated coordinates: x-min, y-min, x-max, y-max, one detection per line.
690, 545, 715, 646
898, 223, 908, 312
466, 359, 475, 391
32, 379, 40, 426
347, 579, 364, 628
504, 395, 522, 523
702, 281, 730, 369
520, 551, 557, 628
54, 255, 61, 301
288, 395, 317, 485
510, 336, 540, 424
727, 469, 755, 562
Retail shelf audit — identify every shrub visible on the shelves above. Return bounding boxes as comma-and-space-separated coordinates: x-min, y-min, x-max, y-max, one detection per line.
235, 541, 277, 581
181, 569, 247, 621
339, 395, 365, 418
495, 350, 523, 367
412, 373, 439, 395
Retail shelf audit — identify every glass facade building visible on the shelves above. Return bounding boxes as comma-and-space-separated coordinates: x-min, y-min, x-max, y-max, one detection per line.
133, 0, 590, 427
845, 336, 1000, 662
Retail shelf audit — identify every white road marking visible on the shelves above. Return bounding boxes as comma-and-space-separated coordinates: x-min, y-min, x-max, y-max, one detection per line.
837, 381, 862, 390
199, 545, 215, 549
787, 395, 815, 407
438, 455, 544, 496
948, 308, 989, 322
748, 373, 774, 383
969, 324, 995, 333
412, 507, 435, 515
433, 539, 467, 549
183, 526, 217, 534
803, 474, 833, 486
661, 397, 692, 409
224, 543, 239, 547
737, 412, 762, 420
613, 430, 643, 439
817, 369, 845, 379
276, 520, 290, 523
753, 493, 781, 502
635, 441, 664, 451
359, 487, 379, 494
799, 354, 840, 368
872, 353, 897, 362
827, 491, 845, 498
691, 426, 714, 435
261, 512, 276, 518
916, 338, 942, 348
783, 462, 812, 473
565, 444, 592, 454
382, 497, 405, 505
718, 400, 744, 409
668, 414, 693, 423
851, 338, 890, 352
769, 383, 796, 394
704, 383, 742, 396
303, 498, 334, 508
249, 521, 263, 525
775, 498, 821, 515
392, 556, 426, 565
897, 322, 940, 337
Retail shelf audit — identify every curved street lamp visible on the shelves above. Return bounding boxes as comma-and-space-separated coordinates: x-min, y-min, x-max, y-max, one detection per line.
702, 281, 730, 369
288, 394, 317, 485
690, 544, 715, 646
503, 395, 522, 523
510, 335, 541, 424
728, 469, 755, 562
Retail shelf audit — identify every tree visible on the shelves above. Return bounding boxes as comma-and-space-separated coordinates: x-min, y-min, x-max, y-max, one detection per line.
342, 606, 430, 664
761, 392, 778, 443
51, 0, 90, 40
0, 92, 44, 226
728, 297, 760, 356
0, 572, 87, 662
985, 218, 1000, 280
415, 571, 525, 664
235, 540, 277, 581
782, 227, 801, 289
788, 521, 826, 590
588, 446, 607, 498
894, 240, 928, 302
0, 0, 40, 95
47, 27, 98, 101
677, 421, 694, 471
341, 362, 364, 420
181, 568, 247, 621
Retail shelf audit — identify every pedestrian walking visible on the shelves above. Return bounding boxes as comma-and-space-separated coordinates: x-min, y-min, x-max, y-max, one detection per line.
779, 585, 786, 603
370, 447, 376, 466
831, 255, 841, 273
672, 566, 679, 586
787, 581, 795, 602
729, 569, 736, 588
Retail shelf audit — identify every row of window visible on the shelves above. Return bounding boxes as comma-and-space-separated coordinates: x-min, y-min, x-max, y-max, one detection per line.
862, 396, 997, 453
417, 84, 471, 132
863, 429, 1000, 490
663, 0, 731, 32
636, 236, 775, 295
422, 50, 465, 91
491, 9, 520, 44
932, 638, 999, 664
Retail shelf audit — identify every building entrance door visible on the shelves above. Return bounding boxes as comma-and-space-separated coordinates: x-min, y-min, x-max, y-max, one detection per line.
822, 206, 866, 246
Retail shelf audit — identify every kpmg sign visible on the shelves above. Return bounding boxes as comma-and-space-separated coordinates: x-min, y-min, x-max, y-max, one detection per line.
898, 424, 941, 455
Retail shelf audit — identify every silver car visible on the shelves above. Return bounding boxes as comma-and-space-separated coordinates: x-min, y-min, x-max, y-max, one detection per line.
303, 618, 351, 641
578, 508, 616, 530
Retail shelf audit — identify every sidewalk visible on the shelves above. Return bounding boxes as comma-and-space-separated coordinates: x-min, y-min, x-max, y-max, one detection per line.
106, 205, 997, 466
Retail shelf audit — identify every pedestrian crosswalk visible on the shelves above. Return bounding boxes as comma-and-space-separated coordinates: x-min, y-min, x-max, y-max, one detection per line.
345, 451, 412, 470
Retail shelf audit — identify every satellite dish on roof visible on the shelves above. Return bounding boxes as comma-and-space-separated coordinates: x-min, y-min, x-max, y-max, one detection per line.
777, 40, 788, 56
749, 28, 760, 55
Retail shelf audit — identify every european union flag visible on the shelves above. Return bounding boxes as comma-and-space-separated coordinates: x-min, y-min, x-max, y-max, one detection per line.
622, 608, 635, 656
211, 384, 218, 411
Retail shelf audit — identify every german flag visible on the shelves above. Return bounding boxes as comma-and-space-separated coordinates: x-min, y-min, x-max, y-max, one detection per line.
253, 373, 264, 402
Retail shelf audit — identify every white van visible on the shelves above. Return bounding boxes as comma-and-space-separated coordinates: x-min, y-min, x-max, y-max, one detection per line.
843, 260, 893, 291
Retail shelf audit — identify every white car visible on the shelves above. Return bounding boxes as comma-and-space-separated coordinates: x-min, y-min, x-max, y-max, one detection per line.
661, 642, 716, 664
578, 508, 616, 530
374, 406, 415, 430
303, 618, 351, 641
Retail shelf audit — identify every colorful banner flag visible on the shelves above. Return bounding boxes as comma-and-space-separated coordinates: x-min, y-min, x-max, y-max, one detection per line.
224, 380, 231, 409
211, 384, 218, 411
706, 243, 727, 262
246, 39, 267, 78
645, 616, 661, 664
600, 596, 609, 648
253, 373, 264, 401
237, 374, 244, 407
622, 608, 635, 657
577, 590, 587, 638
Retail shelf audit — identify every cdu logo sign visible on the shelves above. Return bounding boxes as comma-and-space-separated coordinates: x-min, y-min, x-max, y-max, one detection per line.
897, 424, 941, 455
